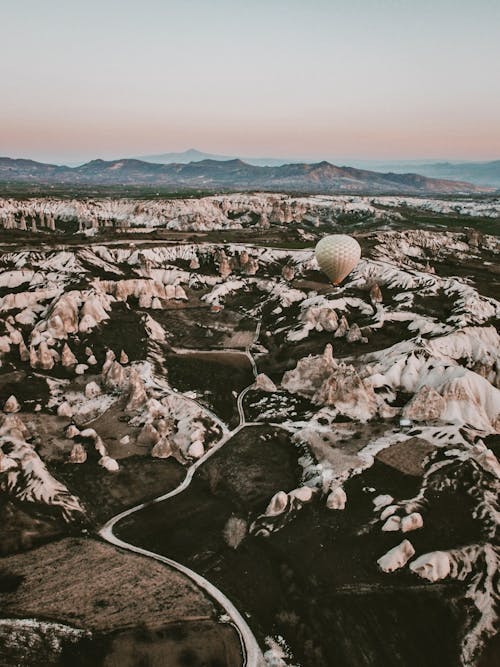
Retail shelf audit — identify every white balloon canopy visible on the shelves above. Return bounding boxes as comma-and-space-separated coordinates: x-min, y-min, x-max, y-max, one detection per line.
314, 234, 361, 285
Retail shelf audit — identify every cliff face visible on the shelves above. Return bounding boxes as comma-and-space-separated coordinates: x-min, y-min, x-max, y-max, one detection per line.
0, 193, 499, 235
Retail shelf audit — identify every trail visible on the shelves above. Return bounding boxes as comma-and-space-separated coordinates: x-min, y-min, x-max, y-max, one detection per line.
98, 319, 264, 667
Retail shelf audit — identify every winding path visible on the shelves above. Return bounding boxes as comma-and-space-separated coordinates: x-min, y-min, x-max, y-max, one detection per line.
98, 320, 264, 667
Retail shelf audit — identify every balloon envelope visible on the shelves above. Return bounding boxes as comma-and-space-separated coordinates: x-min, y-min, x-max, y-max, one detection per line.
315, 235, 361, 285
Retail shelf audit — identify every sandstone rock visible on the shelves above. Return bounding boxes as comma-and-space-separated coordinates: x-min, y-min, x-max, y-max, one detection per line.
466, 229, 482, 247
99, 455, 119, 472
18, 340, 30, 362
87, 355, 98, 365
370, 283, 383, 305
377, 540, 415, 573
380, 505, 398, 520
30, 341, 54, 370
156, 418, 174, 435
84, 381, 101, 399
289, 486, 314, 503
57, 402, 73, 418
255, 373, 277, 393
3, 395, 21, 413
78, 314, 98, 333
302, 306, 338, 333
265, 491, 289, 516
187, 440, 204, 459
69, 443, 87, 464
373, 494, 394, 509
313, 362, 379, 422
0, 451, 18, 473
75, 364, 88, 375
382, 515, 401, 531
137, 422, 160, 446
403, 385, 445, 421
175, 285, 188, 300
334, 315, 349, 338
120, 435, 130, 445
409, 551, 451, 582
346, 322, 367, 344
119, 350, 129, 364
0, 413, 29, 438
79, 428, 97, 440
243, 258, 259, 275
61, 343, 77, 367
65, 424, 80, 439
282, 344, 336, 397
103, 360, 127, 390
151, 436, 173, 458
102, 349, 116, 374
401, 512, 424, 533
326, 486, 347, 510
126, 368, 147, 411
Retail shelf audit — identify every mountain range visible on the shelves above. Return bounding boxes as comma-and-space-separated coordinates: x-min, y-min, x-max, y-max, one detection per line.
0, 155, 493, 194
137, 149, 500, 187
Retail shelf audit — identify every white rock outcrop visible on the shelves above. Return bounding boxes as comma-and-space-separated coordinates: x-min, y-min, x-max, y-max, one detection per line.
377, 540, 415, 573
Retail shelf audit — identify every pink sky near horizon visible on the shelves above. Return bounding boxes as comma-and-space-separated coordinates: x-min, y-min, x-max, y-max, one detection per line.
1, 1, 499, 164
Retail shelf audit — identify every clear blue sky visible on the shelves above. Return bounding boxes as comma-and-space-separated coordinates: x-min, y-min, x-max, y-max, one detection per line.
1, 0, 499, 163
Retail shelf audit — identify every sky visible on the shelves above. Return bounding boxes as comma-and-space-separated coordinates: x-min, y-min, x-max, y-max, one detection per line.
1, 0, 499, 164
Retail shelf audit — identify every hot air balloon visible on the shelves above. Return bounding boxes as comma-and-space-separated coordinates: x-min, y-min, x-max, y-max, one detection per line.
315, 234, 361, 285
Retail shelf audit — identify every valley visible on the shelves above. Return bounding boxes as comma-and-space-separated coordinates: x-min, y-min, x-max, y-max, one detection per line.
0, 193, 499, 667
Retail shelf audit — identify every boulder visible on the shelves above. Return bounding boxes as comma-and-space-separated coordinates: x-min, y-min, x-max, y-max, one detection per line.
377, 540, 415, 573
65, 424, 80, 439
99, 455, 119, 472
409, 551, 451, 582
3, 395, 21, 413
265, 491, 289, 516
84, 381, 101, 399
69, 443, 87, 464
187, 440, 204, 459
382, 515, 401, 532
401, 512, 424, 533
326, 486, 347, 510
57, 402, 73, 418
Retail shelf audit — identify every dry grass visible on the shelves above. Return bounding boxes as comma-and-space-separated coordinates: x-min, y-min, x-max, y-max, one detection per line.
0, 537, 214, 632
376, 437, 436, 477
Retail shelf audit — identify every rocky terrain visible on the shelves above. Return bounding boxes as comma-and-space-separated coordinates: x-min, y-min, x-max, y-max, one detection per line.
0, 193, 498, 666
1, 193, 500, 236
0, 157, 492, 194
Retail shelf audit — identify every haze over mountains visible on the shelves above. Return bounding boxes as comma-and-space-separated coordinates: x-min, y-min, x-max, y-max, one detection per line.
0, 155, 494, 195
137, 149, 500, 188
